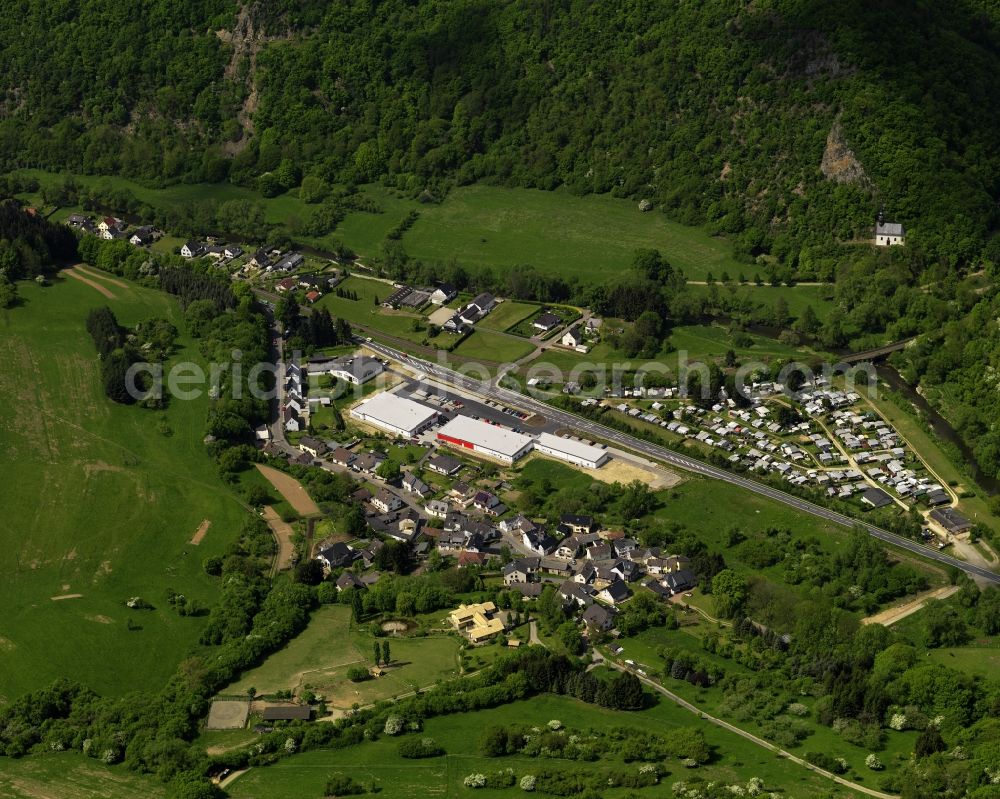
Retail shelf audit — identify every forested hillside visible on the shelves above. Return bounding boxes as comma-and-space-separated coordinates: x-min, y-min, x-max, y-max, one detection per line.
2, 0, 1000, 266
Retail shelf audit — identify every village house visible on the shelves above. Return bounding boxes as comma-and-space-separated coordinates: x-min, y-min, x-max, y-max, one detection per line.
299, 436, 327, 458
371, 488, 404, 514
429, 284, 457, 305
598, 578, 631, 605
181, 240, 206, 258
402, 472, 432, 497
316, 542, 357, 570
129, 226, 155, 246
582, 603, 617, 632
426, 454, 462, 476
532, 311, 562, 333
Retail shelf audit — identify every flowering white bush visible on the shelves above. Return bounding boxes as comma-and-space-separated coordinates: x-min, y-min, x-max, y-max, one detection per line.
727, 785, 746, 796
671, 781, 689, 796
519, 775, 536, 792
865, 753, 883, 770
950, 746, 968, 760
284, 737, 297, 753
384, 715, 405, 736
746, 777, 765, 796
639, 764, 659, 776
49, 741, 65, 752
889, 713, 907, 731
836, 758, 849, 772
464, 774, 486, 788
932, 715, 945, 727
682, 757, 699, 768
82, 738, 92, 753
985, 766, 1000, 785
101, 748, 118, 764
547, 719, 562, 730
786, 702, 808, 717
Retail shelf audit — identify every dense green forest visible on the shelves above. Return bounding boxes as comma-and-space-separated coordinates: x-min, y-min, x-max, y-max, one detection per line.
2, 0, 1000, 267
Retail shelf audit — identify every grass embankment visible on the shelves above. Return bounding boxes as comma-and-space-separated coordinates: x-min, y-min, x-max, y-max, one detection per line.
0, 276, 249, 701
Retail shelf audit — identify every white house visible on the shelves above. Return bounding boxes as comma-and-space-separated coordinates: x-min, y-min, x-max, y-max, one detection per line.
561, 327, 583, 348
875, 213, 905, 247
430, 284, 457, 305
181, 240, 206, 258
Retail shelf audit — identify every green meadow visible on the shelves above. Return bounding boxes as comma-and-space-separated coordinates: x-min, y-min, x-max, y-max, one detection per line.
0, 752, 166, 798
227, 694, 864, 799
0, 275, 249, 702
228, 606, 465, 713
400, 185, 743, 282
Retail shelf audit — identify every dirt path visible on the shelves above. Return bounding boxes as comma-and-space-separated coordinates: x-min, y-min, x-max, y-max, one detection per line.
256, 464, 321, 515
73, 264, 129, 289
50, 593, 83, 601
262, 505, 296, 572
190, 519, 211, 545
61, 267, 116, 299
861, 585, 960, 627
603, 659, 898, 799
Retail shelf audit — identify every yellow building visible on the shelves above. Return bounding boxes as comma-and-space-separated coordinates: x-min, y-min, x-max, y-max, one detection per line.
449, 601, 506, 643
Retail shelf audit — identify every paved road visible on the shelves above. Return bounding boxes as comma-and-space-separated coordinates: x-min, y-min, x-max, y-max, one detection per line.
360, 338, 1000, 586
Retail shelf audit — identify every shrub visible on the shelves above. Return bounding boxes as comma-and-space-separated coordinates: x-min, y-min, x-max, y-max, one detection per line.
347, 666, 370, 683
325, 774, 366, 796
398, 737, 444, 758
463, 774, 487, 789
865, 753, 883, 771
384, 716, 405, 736
520, 775, 536, 791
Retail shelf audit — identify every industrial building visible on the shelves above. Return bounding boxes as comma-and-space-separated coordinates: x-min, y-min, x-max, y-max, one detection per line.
350, 392, 439, 437
533, 432, 609, 469
437, 415, 533, 464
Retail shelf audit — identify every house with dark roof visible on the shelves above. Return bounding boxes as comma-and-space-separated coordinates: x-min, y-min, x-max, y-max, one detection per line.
930, 507, 973, 534
861, 487, 894, 509
522, 528, 557, 556
598, 578, 630, 605
371, 488, 404, 514
330, 446, 355, 467
532, 312, 562, 332
316, 542, 357, 570
336, 572, 365, 591
181, 240, 206, 258
663, 569, 697, 595
299, 436, 328, 457
558, 580, 595, 608
560, 514, 596, 534
430, 284, 457, 305
129, 226, 155, 246
402, 473, 432, 497
262, 705, 312, 721
426, 454, 462, 475
582, 603, 617, 632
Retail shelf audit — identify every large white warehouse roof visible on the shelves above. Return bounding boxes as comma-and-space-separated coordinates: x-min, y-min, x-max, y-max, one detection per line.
534, 432, 608, 466
437, 415, 533, 459
350, 391, 438, 435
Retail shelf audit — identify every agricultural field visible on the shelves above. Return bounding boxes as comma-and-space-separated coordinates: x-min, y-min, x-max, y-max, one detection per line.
400, 185, 744, 282
226, 694, 863, 799
314, 276, 434, 345
0, 752, 166, 799
0, 276, 249, 702
227, 606, 464, 714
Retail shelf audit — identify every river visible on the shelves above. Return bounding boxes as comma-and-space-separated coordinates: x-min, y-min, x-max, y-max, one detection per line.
875, 365, 1000, 495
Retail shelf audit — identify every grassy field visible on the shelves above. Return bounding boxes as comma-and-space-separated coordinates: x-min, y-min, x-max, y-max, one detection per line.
927, 645, 1000, 676
401, 185, 743, 282
477, 300, 540, 333
227, 694, 865, 799
0, 276, 249, 702
685, 282, 837, 323
227, 606, 464, 713
0, 752, 166, 798
450, 330, 536, 364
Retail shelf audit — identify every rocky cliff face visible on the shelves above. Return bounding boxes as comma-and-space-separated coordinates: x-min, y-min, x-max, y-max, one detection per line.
821, 118, 869, 187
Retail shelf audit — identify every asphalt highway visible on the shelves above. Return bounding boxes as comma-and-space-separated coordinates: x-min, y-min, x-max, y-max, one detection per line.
361, 337, 1000, 585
